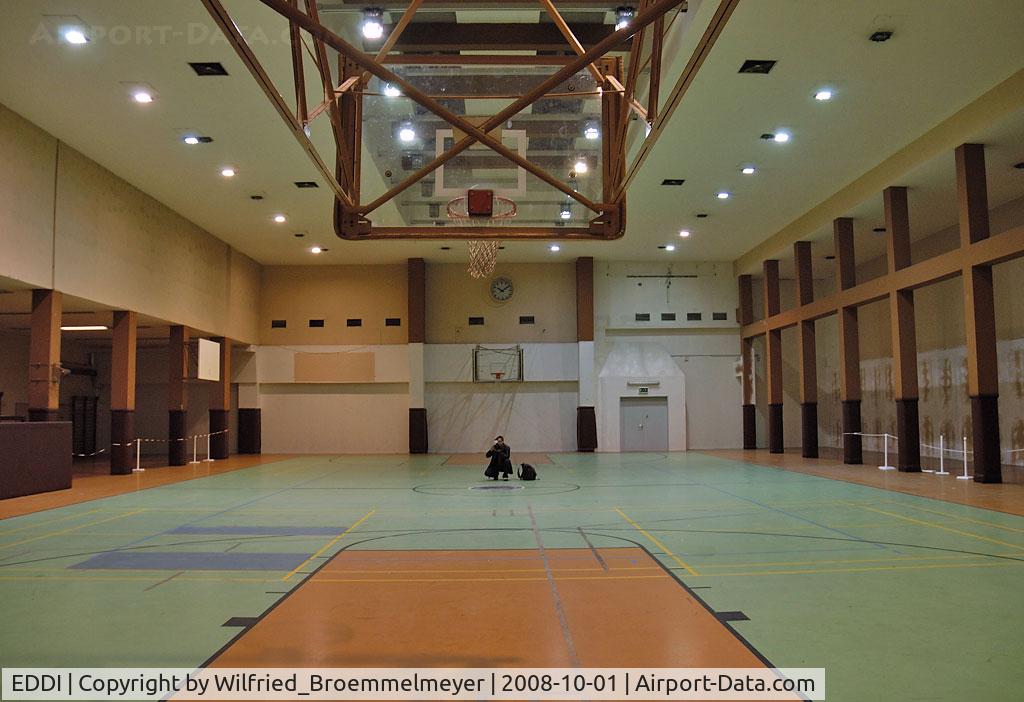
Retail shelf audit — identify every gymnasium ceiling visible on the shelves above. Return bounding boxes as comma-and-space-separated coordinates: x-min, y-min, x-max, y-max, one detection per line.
0, 0, 1022, 269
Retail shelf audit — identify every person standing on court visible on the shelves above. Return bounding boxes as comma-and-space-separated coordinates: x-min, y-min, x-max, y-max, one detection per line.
484, 436, 512, 481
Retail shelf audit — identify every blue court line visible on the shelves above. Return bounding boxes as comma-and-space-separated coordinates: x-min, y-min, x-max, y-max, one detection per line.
704, 484, 890, 552
71, 551, 310, 571
167, 526, 349, 536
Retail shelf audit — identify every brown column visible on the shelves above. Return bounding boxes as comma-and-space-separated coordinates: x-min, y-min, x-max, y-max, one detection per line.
28, 289, 62, 422
957, 143, 1001, 483
576, 256, 597, 451
884, 186, 921, 471
168, 325, 189, 466
110, 311, 137, 474
834, 217, 862, 463
763, 260, 783, 453
408, 257, 428, 453
209, 338, 231, 460
738, 274, 756, 449
794, 242, 818, 458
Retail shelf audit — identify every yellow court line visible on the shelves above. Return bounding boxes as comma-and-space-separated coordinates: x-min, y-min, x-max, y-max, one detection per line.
614, 507, 699, 576
697, 552, 1021, 569
0, 509, 105, 536
881, 501, 1024, 534
854, 504, 1024, 552
311, 574, 669, 584
0, 511, 144, 550
691, 560, 1024, 578
282, 508, 376, 581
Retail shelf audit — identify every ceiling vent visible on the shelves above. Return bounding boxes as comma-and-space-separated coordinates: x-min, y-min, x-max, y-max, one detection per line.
661, 178, 685, 186
738, 59, 776, 74
189, 62, 228, 76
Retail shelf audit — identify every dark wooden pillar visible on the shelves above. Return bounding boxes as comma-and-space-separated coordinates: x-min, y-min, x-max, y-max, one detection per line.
794, 241, 818, 458
884, 186, 921, 471
834, 217, 862, 464
110, 311, 137, 474
763, 260, 783, 453
408, 257, 428, 453
168, 325, 189, 466
576, 256, 597, 451
957, 143, 1001, 483
28, 289, 62, 422
209, 338, 231, 460
738, 274, 756, 449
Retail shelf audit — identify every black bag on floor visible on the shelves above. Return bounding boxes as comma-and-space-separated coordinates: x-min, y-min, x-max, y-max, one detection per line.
518, 463, 537, 481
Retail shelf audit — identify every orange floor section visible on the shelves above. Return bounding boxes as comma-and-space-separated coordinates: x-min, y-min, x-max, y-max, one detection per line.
0, 454, 294, 519
702, 449, 1024, 516
210, 547, 770, 669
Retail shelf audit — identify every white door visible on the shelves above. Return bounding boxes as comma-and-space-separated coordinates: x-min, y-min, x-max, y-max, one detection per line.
620, 397, 669, 451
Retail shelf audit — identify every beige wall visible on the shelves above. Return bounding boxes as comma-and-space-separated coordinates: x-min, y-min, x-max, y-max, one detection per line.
0, 102, 261, 343
426, 262, 577, 344
259, 265, 408, 346
0, 105, 56, 288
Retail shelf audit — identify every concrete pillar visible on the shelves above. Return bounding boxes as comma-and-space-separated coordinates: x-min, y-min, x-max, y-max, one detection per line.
28, 289, 62, 422
110, 310, 137, 474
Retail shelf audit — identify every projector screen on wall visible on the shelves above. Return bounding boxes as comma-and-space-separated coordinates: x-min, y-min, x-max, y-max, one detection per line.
196, 338, 220, 381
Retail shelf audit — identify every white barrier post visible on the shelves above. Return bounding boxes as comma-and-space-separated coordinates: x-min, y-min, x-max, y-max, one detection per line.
935, 434, 950, 475
879, 433, 896, 471
957, 436, 971, 480
132, 438, 145, 473
204, 433, 214, 462
189, 435, 199, 465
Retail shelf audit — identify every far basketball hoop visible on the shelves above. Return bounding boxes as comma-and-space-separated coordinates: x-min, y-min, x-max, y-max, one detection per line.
473, 345, 523, 383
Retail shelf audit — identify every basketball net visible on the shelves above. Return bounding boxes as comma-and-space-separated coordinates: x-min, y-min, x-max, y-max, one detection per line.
467, 240, 500, 279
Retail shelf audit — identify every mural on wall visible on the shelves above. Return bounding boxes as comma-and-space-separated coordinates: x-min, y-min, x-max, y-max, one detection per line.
818, 339, 1023, 468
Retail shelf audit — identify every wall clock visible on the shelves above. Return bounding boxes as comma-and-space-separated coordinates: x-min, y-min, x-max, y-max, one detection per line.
489, 276, 514, 302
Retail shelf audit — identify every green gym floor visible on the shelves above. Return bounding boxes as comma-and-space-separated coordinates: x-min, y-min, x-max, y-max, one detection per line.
1, 452, 1022, 701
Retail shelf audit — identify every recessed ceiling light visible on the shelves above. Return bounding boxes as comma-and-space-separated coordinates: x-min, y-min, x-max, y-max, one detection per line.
614, 6, 635, 30
696, 213, 708, 218
440, 246, 451, 250
220, 167, 236, 178
310, 246, 323, 254
583, 124, 600, 140
716, 191, 730, 200
665, 244, 676, 252
738, 59, 776, 74
132, 90, 154, 104
574, 159, 588, 174
189, 62, 228, 76
362, 8, 384, 40
273, 214, 287, 223
741, 166, 756, 175
549, 244, 561, 252
62, 28, 89, 45
661, 178, 685, 186
398, 125, 416, 142
814, 89, 833, 101
294, 232, 305, 238
61, 325, 108, 331
294, 181, 318, 188
183, 135, 200, 145
383, 83, 401, 97
1014, 162, 1024, 170
773, 131, 791, 143
869, 30, 893, 42
679, 229, 691, 238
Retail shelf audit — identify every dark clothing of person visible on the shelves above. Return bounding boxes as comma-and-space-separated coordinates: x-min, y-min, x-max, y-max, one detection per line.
484, 443, 512, 479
